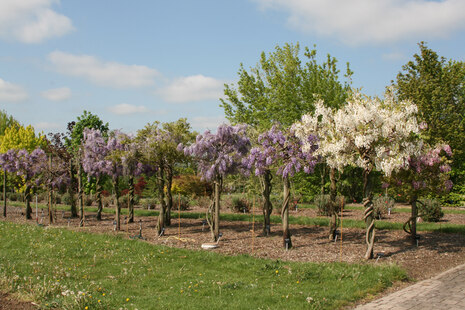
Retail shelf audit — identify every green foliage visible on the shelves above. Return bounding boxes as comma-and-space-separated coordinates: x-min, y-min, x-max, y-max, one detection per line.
61, 192, 73, 206
221, 42, 352, 130
314, 194, 345, 216
0, 110, 19, 136
171, 174, 212, 197
372, 195, 395, 219
67, 110, 109, 148
230, 196, 249, 213
418, 199, 444, 222
139, 197, 157, 209
172, 195, 190, 211
0, 124, 46, 153
394, 42, 465, 201
0, 221, 407, 309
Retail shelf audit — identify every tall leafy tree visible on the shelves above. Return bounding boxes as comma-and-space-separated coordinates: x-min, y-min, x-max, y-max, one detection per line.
183, 124, 251, 241
394, 42, 465, 202
221, 43, 351, 130
221, 43, 352, 220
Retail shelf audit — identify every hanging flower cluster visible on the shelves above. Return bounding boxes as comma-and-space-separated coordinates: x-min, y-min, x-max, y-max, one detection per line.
294, 88, 424, 176
243, 124, 318, 178
182, 124, 251, 181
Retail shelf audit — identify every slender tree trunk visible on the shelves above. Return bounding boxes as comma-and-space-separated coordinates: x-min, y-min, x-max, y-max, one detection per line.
156, 166, 166, 236
128, 175, 134, 223
281, 177, 292, 249
78, 164, 85, 227
410, 194, 418, 245
48, 155, 53, 224
329, 167, 338, 241
3, 171, 6, 217
362, 161, 375, 260
262, 170, 272, 236
320, 164, 327, 195
25, 184, 32, 220
114, 178, 121, 230
96, 177, 103, 221
212, 177, 222, 242
165, 167, 173, 226
69, 161, 78, 218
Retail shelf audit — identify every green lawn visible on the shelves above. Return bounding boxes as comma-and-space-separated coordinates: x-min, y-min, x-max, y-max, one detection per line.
0, 221, 406, 309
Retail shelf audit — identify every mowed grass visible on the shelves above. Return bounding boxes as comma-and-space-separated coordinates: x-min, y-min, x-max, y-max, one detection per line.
0, 221, 406, 310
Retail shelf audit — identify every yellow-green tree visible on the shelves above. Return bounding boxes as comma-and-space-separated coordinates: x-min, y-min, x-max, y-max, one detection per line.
0, 124, 45, 217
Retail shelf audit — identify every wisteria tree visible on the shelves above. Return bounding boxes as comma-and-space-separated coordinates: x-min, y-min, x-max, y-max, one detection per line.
137, 123, 172, 235
183, 124, 251, 241
82, 128, 111, 221
295, 89, 423, 259
389, 144, 452, 243
244, 124, 318, 247
105, 131, 127, 231
109, 132, 144, 224
67, 111, 109, 226
161, 119, 196, 225
40, 134, 71, 223
0, 148, 47, 219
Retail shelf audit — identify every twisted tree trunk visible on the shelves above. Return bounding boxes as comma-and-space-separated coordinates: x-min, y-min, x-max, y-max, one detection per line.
114, 178, 121, 231
78, 164, 85, 227
156, 166, 166, 236
128, 175, 135, 223
281, 177, 292, 249
48, 155, 53, 224
409, 193, 418, 245
328, 167, 338, 241
96, 177, 103, 221
25, 184, 32, 220
165, 166, 173, 226
211, 177, 222, 242
3, 171, 6, 217
69, 161, 78, 218
362, 161, 375, 260
262, 170, 272, 236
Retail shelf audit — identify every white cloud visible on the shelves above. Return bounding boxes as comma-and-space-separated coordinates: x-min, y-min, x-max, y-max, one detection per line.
0, 0, 73, 43
0, 78, 28, 102
255, 0, 465, 45
48, 51, 160, 88
108, 103, 149, 115
190, 116, 229, 132
159, 75, 224, 103
41, 87, 71, 101
35, 121, 61, 130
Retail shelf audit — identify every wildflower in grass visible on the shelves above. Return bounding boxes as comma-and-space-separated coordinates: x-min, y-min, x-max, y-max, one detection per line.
126, 298, 130, 301
98, 300, 101, 303
275, 270, 279, 274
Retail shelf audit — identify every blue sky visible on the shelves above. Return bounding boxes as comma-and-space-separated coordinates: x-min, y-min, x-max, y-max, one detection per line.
1, 0, 464, 134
